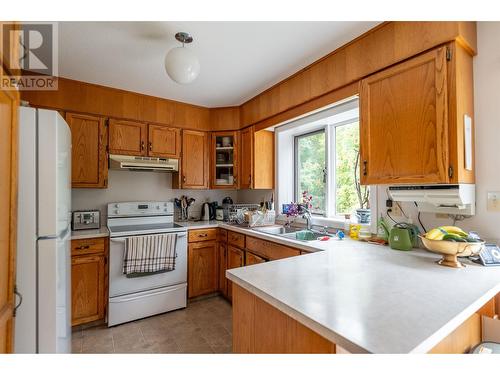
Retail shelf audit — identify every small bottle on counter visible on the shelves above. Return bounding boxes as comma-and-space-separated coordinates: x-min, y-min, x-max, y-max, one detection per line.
344, 214, 351, 233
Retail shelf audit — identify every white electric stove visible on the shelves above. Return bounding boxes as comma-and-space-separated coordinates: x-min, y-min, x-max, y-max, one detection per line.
107, 201, 187, 326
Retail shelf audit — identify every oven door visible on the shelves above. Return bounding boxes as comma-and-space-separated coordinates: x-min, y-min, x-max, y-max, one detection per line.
108, 231, 187, 298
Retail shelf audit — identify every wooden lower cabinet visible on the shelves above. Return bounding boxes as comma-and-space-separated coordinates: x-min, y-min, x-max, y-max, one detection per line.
233, 284, 335, 353
188, 241, 218, 298
71, 236, 108, 327
226, 245, 245, 300
218, 241, 228, 297
245, 251, 266, 265
246, 236, 301, 260
71, 254, 106, 326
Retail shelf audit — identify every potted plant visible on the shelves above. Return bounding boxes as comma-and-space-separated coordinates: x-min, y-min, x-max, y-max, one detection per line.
354, 150, 370, 224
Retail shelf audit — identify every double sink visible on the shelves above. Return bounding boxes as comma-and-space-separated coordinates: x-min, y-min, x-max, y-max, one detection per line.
252, 225, 332, 242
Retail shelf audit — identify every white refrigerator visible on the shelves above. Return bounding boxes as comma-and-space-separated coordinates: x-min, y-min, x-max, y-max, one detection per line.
15, 107, 72, 353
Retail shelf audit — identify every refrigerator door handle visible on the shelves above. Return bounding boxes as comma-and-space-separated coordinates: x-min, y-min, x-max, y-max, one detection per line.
13, 285, 23, 317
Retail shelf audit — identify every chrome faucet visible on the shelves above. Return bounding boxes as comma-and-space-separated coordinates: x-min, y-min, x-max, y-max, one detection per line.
300, 205, 313, 230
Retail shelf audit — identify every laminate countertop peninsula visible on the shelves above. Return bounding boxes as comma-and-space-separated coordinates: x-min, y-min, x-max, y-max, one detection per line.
223, 233, 500, 353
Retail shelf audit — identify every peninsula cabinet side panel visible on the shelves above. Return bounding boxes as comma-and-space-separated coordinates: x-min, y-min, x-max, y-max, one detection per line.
232, 284, 335, 354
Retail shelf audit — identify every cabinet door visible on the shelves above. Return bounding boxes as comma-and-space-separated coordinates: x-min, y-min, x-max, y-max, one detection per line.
360, 46, 449, 185
245, 251, 266, 265
239, 127, 253, 189
65, 113, 107, 188
211, 131, 239, 189
188, 241, 218, 298
227, 245, 244, 300
182, 130, 209, 189
218, 241, 228, 296
108, 119, 147, 156
71, 255, 106, 326
148, 124, 181, 158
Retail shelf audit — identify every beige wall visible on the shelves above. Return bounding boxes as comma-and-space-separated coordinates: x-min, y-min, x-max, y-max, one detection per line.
72, 170, 239, 221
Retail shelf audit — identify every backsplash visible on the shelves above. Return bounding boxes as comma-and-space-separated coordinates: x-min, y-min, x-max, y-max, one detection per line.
72, 170, 239, 221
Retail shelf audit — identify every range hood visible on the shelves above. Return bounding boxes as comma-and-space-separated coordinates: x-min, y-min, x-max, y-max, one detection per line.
109, 154, 178, 172
388, 184, 475, 215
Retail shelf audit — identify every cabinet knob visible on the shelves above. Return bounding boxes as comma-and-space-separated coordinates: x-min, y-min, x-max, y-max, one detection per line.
141, 141, 145, 151
182, 176, 186, 183
234, 176, 237, 184
149, 141, 152, 151
363, 160, 367, 176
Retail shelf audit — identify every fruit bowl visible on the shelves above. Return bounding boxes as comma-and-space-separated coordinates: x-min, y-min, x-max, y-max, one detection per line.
419, 235, 484, 268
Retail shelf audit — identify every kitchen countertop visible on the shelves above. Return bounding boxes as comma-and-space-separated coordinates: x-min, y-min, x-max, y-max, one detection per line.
175, 220, 220, 230
71, 226, 109, 240
226, 239, 500, 353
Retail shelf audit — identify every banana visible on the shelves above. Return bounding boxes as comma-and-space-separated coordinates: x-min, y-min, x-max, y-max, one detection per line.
425, 228, 448, 240
439, 226, 468, 237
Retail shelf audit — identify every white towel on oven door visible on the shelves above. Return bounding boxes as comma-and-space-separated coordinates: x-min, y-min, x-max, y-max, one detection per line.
123, 233, 177, 277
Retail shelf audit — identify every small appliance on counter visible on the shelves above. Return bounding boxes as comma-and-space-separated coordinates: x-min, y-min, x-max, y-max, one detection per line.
72, 209, 101, 230
389, 223, 419, 251
216, 207, 224, 221
222, 196, 233, 221
200, 201, 218, 221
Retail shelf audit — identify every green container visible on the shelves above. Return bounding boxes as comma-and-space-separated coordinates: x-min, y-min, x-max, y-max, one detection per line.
389, 225, 414, 251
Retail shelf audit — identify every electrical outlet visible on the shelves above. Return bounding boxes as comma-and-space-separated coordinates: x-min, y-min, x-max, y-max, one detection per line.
487, 192, 500, 212
435, 213, 448, 219
392, 203, 402, 217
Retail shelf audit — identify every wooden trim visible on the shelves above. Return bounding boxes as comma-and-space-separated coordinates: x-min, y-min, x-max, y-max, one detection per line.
209, 107, 240, 131
0, 62, 19, 353
241, 21, 476, 127
21, 75, 211, 131
19, 22, 476, 134
252, 82, 358, 132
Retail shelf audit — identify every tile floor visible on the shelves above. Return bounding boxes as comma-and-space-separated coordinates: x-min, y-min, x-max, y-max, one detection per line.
72, 296, 232, 354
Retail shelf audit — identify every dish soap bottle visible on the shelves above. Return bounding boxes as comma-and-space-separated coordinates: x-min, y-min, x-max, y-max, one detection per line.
377, 214, 389, 241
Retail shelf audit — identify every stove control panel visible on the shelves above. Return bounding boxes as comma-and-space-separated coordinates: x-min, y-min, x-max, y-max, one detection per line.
107, 201, 173, 217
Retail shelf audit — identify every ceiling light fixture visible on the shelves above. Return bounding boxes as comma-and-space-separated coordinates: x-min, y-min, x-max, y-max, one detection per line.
164, 32, 200, 84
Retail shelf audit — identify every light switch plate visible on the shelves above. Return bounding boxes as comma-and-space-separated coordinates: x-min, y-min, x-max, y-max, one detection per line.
487, 192, 500, 212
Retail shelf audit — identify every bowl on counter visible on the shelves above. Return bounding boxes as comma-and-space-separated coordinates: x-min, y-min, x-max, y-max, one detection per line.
419, 235, 484, 268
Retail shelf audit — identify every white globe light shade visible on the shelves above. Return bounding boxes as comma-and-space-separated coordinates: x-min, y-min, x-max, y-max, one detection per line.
164, 47, 200, 84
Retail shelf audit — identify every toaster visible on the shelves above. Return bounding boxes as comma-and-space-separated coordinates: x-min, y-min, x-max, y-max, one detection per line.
72, 210, 100, 230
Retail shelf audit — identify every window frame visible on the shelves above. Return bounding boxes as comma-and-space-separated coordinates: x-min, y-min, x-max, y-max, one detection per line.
293, 128, 327, 216
293, 118, 360, 219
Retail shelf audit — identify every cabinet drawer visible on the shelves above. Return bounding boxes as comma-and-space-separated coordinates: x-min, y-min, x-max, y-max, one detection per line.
188, 228, 217, 243
246, 236, 301, 260
228, 231, 245, 248
218, 228, 228, 242
71, 237, 106, 256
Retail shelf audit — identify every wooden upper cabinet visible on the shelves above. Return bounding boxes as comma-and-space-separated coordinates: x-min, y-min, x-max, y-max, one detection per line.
211, 131, 239, 189
108, 119, 147, 156
239, 126, 274, 190
180, 130, 209, 189
239, 127, 253, 189
148, 124, 181, 158
65, 112, 108, 188
360, 46, 450, 185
